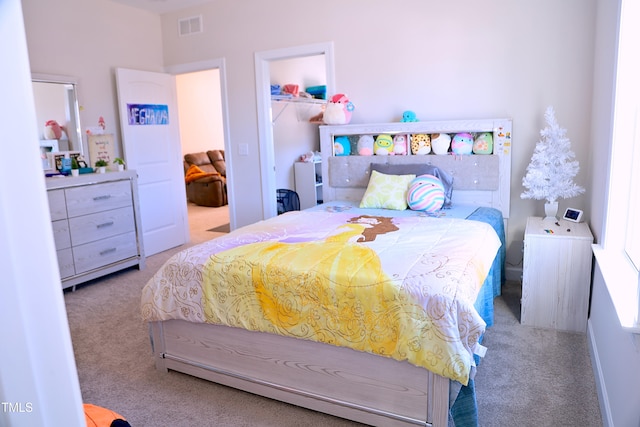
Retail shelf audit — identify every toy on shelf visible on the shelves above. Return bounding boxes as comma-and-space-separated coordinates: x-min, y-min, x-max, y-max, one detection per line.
334, 135, 351, 156
374, 134, 394, 155
393, 134, 408, 155
401, 110, 419, 122
451, 132, 474, 155
473, 132, 494, 154
410, 134, 431, 155
431, 133, 451, 155
357, 135, 374, 156
323, 94, 354, 125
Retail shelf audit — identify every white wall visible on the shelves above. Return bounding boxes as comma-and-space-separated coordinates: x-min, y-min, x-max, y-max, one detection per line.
160, 0, 597, 270
587, 0, 640, 425
1, 0, 84, 425
176, 69, 225, 155
22, 0, 165, 160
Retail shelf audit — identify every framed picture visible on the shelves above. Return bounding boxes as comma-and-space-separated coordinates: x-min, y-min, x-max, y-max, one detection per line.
88, 133, 115, 168
69, 152, 88, 169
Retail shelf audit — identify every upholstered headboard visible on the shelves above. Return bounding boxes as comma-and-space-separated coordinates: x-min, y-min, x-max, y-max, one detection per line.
318, 118, 512, 219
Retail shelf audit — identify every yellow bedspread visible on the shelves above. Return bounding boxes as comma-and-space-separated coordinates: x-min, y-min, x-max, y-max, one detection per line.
141, 210, 501, 385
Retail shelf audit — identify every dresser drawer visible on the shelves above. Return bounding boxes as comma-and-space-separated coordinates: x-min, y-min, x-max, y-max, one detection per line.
48, 189, 67, 221
72, 232, 138, 274
52, 219, 71, 249
57, 248, 75, 279
68, 207, 135, 246
65, 180, 132, 218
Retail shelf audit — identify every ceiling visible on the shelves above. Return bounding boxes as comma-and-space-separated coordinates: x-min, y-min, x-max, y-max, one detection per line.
108, 0, 214, 15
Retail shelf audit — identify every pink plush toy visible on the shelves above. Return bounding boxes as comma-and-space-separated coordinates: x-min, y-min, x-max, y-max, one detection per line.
43, 120, 63, 140
393, 134, 408, 155
451, 132, 474, 155
323, 93, 354, 125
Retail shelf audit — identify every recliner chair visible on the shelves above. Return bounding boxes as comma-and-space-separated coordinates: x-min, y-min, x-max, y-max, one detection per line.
183, 152, 227, 207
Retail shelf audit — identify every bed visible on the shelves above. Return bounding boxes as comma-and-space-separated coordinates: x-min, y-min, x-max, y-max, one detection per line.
142, 118, 512, 427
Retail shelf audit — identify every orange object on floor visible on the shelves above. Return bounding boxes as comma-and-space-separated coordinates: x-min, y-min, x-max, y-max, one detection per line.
84, 403, 130, 427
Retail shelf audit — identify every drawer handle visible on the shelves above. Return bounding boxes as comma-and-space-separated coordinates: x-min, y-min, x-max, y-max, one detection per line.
93, 195, 112, 201
99, 248, 117, 256
97, 221, 115, 229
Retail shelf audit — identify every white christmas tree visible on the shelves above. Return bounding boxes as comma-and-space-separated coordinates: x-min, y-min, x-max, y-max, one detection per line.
521, 106, 585, 204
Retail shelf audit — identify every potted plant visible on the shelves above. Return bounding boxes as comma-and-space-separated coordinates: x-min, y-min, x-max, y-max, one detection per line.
95, 159, 108, 174
70, 157, 80, 177
113, 157, 126, 171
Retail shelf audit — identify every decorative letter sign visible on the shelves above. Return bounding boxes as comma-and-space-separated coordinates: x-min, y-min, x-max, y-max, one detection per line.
127, 104, 169, 125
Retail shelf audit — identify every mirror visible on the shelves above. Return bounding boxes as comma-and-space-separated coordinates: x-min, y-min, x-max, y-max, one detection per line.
32, 74, 83, 169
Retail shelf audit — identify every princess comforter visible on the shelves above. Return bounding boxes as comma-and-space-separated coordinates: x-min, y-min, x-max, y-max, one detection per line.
141, 208, 501, 385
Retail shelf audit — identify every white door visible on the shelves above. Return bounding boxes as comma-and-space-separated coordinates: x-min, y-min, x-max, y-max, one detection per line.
116, 68, 188, 256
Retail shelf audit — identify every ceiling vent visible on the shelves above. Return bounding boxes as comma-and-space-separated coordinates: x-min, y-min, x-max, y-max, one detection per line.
178, 15, 203, 36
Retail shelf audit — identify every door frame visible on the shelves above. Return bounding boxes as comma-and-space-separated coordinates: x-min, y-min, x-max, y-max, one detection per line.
164, 59, 235, 230
255, 42, 335, 219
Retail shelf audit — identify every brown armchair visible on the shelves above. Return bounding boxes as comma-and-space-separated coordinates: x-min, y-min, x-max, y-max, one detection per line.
183, 151, 227, 207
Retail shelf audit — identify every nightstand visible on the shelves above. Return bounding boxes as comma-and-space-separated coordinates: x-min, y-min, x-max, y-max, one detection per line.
521, 216, 594, 332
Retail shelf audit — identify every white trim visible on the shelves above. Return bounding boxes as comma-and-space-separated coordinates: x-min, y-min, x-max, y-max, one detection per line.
164, 59, 236, 231
587, 319, 614, 427
255, 42, 335, 219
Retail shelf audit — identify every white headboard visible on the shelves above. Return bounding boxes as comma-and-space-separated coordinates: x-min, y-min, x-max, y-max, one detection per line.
318, 118, 512, 219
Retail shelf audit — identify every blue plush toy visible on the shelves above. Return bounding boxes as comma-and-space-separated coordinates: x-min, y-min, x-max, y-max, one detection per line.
401, 111, 418, 122
334, 135, 351, 156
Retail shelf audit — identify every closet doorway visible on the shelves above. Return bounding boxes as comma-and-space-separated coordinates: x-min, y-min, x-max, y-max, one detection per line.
255, 43, 335, 219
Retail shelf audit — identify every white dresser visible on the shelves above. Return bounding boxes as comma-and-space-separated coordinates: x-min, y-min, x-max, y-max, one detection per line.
521, 216, 593, 332
46, 170, 145, 290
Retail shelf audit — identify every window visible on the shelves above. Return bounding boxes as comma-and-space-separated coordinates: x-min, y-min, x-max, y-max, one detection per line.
597, 0, 640, 331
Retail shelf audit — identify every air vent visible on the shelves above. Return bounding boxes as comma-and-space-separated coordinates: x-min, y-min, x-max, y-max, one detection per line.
178, 15, 203, 36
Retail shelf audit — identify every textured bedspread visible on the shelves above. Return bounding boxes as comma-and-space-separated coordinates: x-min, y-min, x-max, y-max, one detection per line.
141, 209, 501, 385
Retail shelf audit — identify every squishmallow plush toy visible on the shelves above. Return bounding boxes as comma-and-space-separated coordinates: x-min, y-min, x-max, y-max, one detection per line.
473, 132, 494, 154
374, 134, 394, 155
357, 134, 374, 156
44, 120, 63, 140
431, 133, 451, 155
410, 134, 431, 155
406, 174, 445, 212
323, 93, 354, 125
393, 134, 408, 155
334, 135, 351, 156
401, 110, 418, 122
451, 132, 474, 155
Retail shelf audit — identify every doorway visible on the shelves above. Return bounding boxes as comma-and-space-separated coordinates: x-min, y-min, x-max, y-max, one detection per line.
255, 42, 335, 219
165, 59, 234, 234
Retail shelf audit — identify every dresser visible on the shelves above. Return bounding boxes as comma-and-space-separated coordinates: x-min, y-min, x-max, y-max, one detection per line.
46, 170, 145, 290
521, 216, 593, 332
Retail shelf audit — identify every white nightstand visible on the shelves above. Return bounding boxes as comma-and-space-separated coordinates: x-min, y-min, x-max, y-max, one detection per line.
521, 216, 594, 332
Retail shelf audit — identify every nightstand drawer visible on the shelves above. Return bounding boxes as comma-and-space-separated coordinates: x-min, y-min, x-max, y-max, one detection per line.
52, 219, 71, 249
65, 180, 132, 217
48, 189, 67, 221
72, 232, 138, 274
69, 207, 135, 246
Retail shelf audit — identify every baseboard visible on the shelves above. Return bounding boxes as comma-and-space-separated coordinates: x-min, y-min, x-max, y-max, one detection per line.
505, 265, 522, 282
587, 319, 613, 427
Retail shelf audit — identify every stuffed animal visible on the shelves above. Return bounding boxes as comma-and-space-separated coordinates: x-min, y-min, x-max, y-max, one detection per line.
393, 134, 408, 155
374, 134, 394, 155
334, 135, 351, 156
431, 133, 451, 155
473, 132, 494, 154
323, 93, 354, 125
451, 132, 474, 155
410, 134, 431, 155
43, 120, 63, 140
401, 110, 418, 122
357, 134, 374, 156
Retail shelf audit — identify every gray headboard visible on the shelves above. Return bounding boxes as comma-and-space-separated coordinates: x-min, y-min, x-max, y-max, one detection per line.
318, 118, 512, 219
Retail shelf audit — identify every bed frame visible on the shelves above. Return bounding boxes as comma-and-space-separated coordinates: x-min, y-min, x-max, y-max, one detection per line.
149, 118, 512, 427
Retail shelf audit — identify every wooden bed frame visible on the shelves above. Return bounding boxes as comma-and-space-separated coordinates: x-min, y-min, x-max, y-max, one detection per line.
148, 118, 512, 427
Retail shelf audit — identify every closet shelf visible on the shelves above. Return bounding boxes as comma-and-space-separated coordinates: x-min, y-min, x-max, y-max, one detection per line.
271, 96, 326, 123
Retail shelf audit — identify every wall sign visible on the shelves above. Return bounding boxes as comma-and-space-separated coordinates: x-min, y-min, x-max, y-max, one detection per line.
127, 103, 169, 125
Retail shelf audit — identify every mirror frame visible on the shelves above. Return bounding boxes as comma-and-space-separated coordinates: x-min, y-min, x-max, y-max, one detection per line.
31, 73, 84, 156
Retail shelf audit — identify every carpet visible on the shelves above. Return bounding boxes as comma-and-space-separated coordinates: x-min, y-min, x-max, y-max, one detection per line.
207, 223, 230, 233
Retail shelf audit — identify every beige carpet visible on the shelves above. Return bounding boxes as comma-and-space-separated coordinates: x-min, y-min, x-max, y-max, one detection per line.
63, 204, 602, 426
